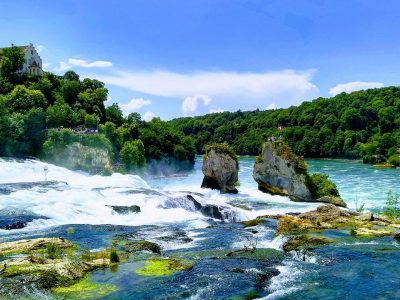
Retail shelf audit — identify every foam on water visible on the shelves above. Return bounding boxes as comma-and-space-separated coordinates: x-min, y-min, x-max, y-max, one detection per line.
0, 159, 248, 232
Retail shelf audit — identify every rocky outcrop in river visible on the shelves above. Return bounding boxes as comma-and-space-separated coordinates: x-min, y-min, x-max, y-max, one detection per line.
201, 144, 239, 194
253, 140, 346, 207
253, 140, 312, 200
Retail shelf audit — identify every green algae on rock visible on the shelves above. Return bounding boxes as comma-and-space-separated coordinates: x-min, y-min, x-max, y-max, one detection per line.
241, 218, 267, 228
283, 235, 334, 252
135, 257, 193, 276
52, 275, 118, 299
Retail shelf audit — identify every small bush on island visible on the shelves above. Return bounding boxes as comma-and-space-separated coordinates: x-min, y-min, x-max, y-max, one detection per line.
109, 249, 120, 263
308, 173, 340, 199
204, 143, 238, 166
46, 242, 63, 259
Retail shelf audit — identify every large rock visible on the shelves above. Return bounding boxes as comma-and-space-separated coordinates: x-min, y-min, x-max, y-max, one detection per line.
253, 140, 312, 201
201, 145, 238, 194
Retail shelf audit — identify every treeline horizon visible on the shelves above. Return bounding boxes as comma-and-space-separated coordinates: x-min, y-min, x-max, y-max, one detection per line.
169, 87, 400, 166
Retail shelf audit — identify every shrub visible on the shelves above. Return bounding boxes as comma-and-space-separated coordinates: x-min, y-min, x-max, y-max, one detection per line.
204, 143, 238, 167
46, 242, 63, 259
388, 155, 400, 167
308, 173, 340, 199
383, 191, 400, 220
110, 249, 120, 263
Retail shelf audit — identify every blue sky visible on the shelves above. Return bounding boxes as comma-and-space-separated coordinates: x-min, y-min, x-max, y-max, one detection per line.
1, 0, 400, 120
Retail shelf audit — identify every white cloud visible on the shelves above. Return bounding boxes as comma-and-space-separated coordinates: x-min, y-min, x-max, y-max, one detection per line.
95, 69, 319, 111
143, 111, 156, 121
182, 94, 212, 116
266, 103, 276, 110
54, 58, 113, 72
119, 98, 152, 115
42, 63, 50, 71
36, 45, 45, 53
329, 81, 384, 96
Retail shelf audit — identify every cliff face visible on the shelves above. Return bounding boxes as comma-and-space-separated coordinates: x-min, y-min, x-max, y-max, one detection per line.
201, 148, 238, 194
52, 142, 113, 174
253, 140, 346, 207
253, 141, 312, 201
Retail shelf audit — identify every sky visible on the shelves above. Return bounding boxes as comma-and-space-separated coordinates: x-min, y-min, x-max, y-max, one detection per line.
1, 0, 400, 120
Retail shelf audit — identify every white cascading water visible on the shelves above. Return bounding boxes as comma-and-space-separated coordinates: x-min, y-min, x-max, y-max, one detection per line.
0, 158, 249, 231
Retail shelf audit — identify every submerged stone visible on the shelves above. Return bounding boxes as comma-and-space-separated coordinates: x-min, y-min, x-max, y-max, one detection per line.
124, 240, 162, 254
241, 218, 267, 228
352, 227, 393, 238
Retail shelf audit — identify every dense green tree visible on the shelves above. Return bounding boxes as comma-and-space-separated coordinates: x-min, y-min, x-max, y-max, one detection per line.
6, 85, 47, 113
120, 140, 146, 171
106, 103, 124, 126
0, 46, 25, 79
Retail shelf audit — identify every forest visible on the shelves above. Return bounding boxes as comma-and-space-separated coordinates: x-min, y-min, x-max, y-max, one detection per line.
169, 87, 400, 166
0, 46, 195, 172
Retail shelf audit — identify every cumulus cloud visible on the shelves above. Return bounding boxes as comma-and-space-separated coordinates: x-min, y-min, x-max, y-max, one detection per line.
182, 94, 212, 116
266, 103, 276, 110
54, 58, 113, 72
119, 98, 152, 115
329, 81, 384, 96
95, 69, 319, 111
143, 111, 156, 121
42, 63, 50, 71
36, 45, 45, 53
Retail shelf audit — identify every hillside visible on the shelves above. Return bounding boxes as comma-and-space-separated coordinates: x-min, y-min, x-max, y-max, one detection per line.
0, 46, 195, 174
169, 87, 400, 165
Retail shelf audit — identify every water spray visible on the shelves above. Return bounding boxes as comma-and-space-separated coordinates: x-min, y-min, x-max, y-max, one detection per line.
44, 165, 48, 182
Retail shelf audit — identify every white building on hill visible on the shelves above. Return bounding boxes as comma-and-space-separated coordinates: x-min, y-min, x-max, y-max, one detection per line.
0, 43, 43, 75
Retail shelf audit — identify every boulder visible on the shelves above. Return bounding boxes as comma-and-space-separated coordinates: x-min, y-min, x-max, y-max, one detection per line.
201, 144, 238, 194
107, 205, 141, 215
0, 237, 75, 256
253, 140, 311, 201
253, 140, 346, 207
317, 196, 347, 208
282, 235, 334, 252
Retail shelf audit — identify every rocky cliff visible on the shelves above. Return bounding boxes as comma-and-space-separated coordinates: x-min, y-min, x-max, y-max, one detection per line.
253, 140, 346, 207
201, 144, 238, 194
51, 142, 113, 174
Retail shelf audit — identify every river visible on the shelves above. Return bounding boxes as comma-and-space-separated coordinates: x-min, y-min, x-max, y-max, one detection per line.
0, 156, 399, 299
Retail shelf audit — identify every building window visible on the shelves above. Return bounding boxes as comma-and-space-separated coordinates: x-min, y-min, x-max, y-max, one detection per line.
31, 50, 33, 55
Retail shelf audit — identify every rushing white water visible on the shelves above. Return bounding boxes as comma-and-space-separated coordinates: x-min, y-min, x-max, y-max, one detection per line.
0, 157, 322, 235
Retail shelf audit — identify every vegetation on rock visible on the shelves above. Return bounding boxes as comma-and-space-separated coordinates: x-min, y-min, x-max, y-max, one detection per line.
135, 257, 193, 276
282, 235, 334, 252
204, 143, 238, 166
52, 275, 118, 299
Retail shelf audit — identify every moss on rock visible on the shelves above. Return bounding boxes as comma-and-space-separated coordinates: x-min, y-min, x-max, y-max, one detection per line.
283, 235, 334, 252
135, 257, 193, 276
241, 218, 266, 228
52, 275, 118, 299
